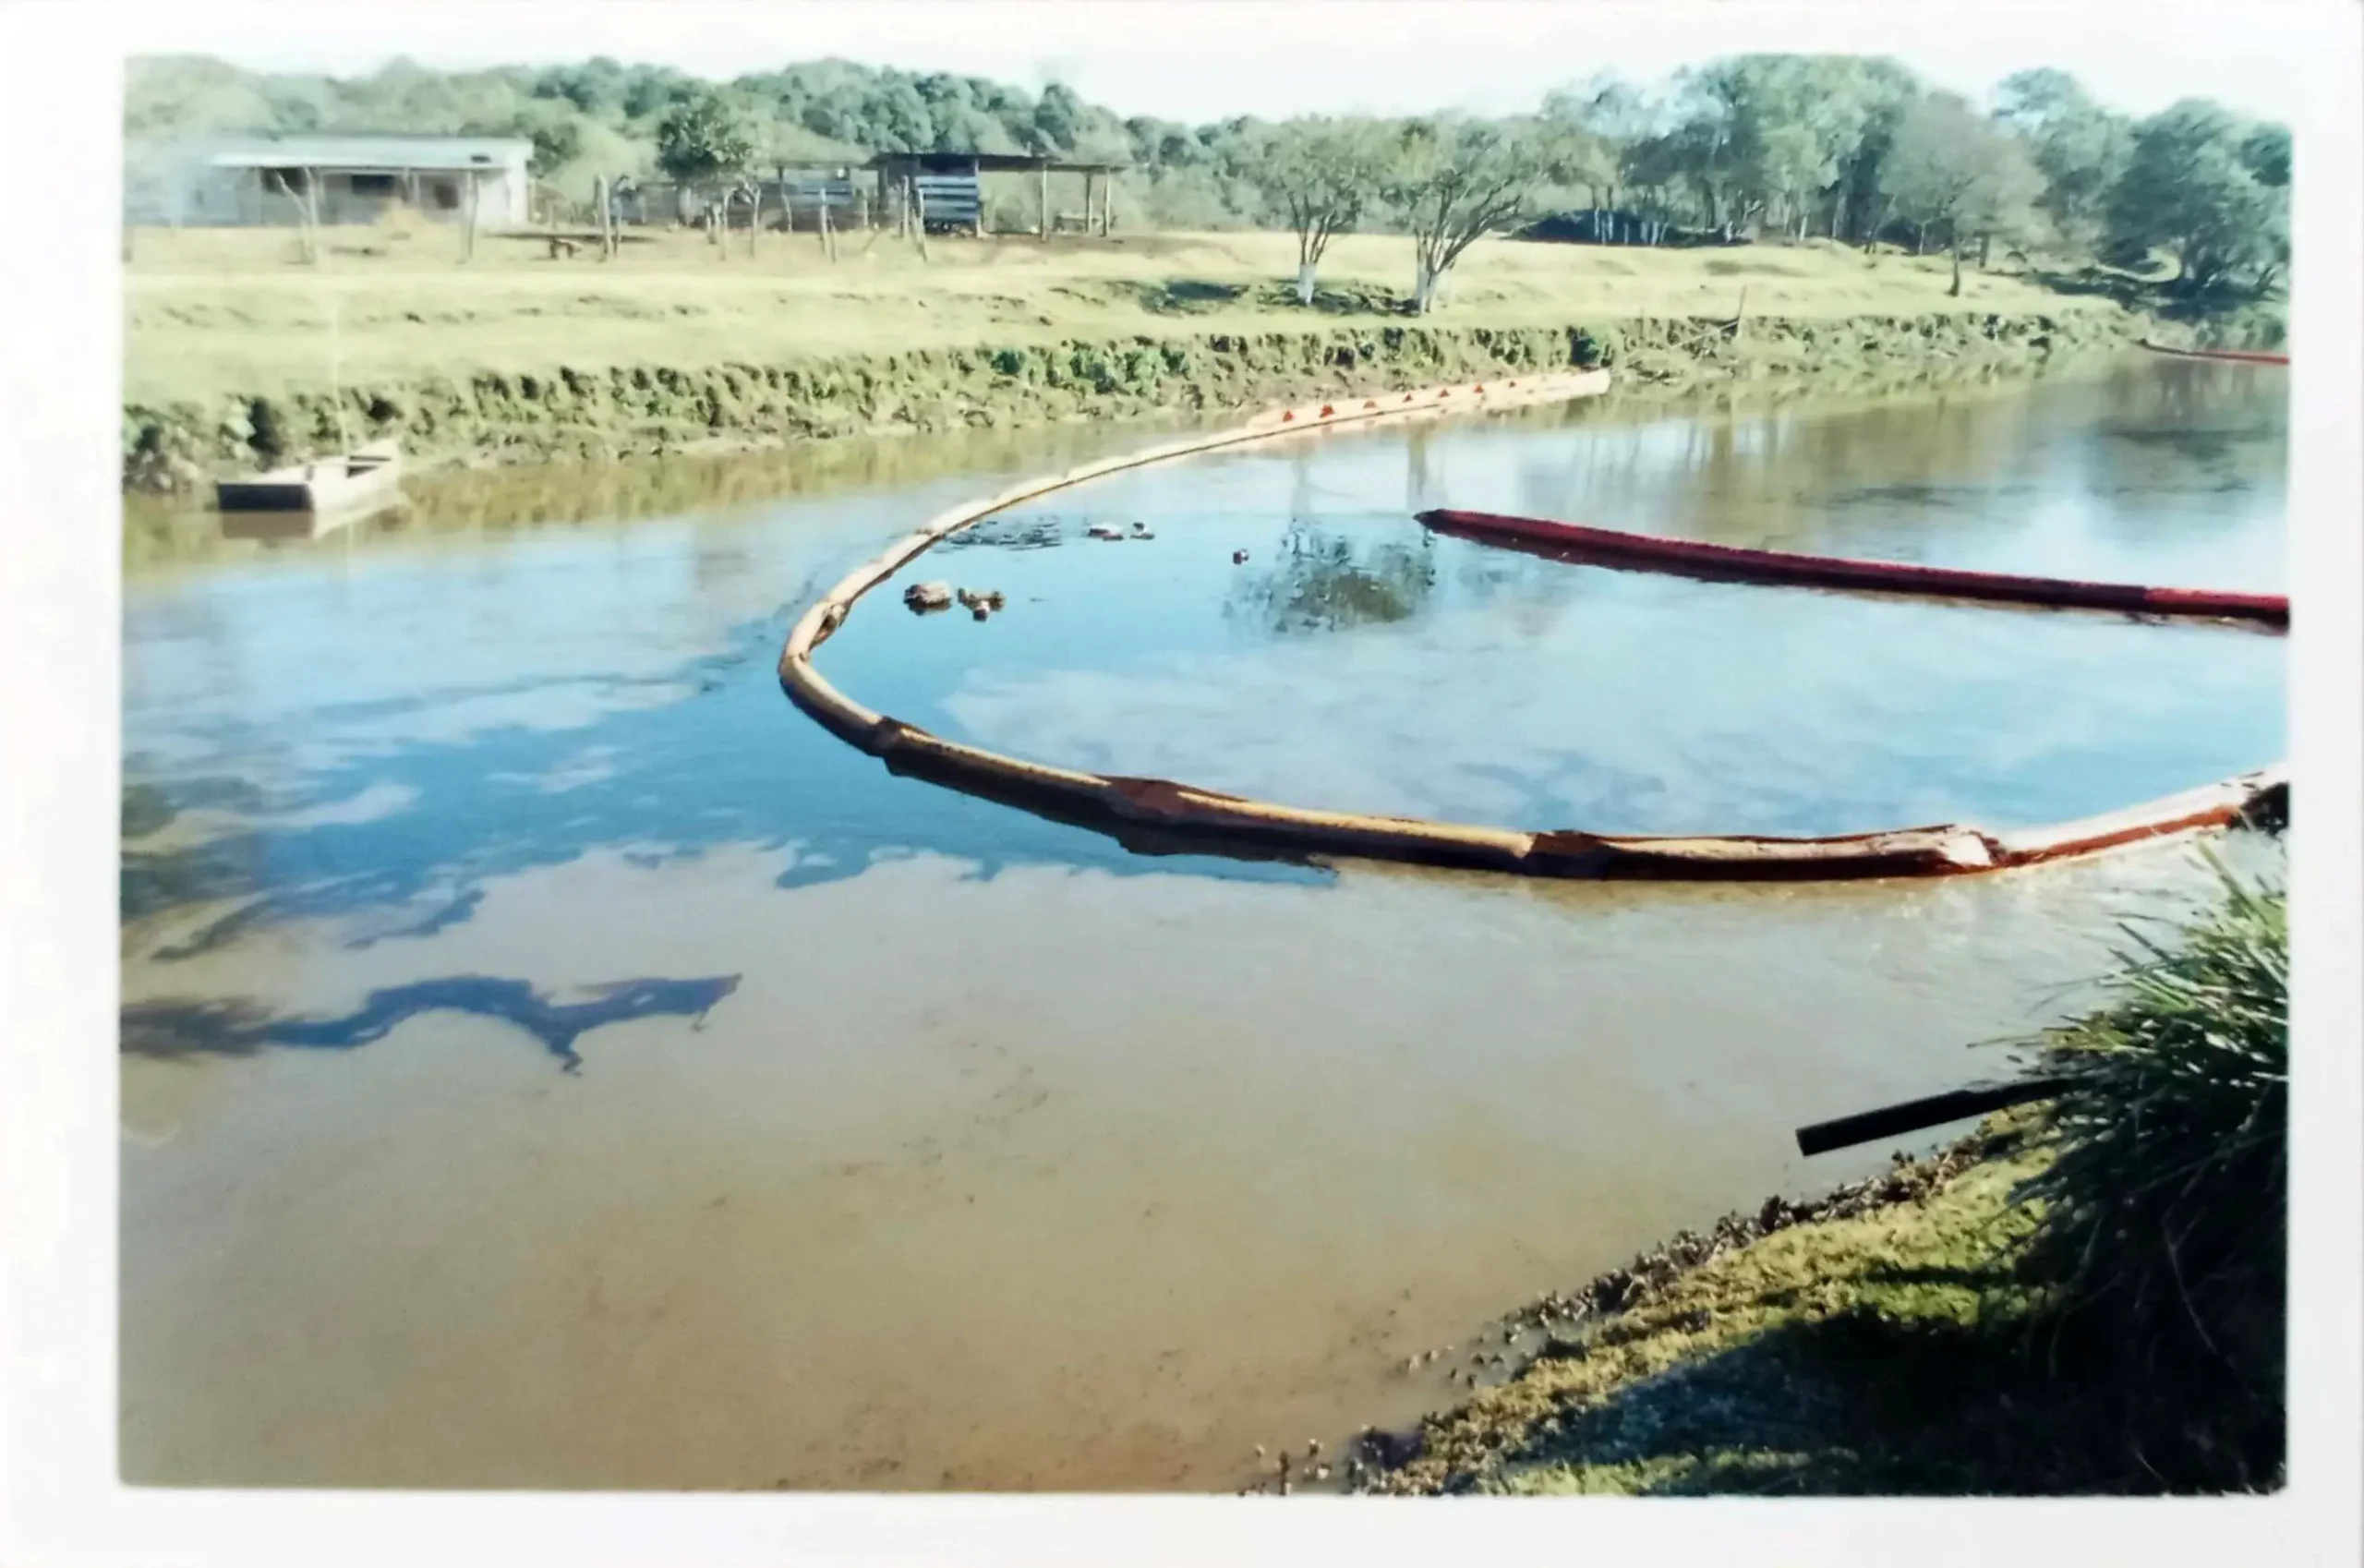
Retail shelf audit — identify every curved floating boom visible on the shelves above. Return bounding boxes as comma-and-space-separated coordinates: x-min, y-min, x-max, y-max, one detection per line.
2137, 339, 2291, 367
778, 371, 2287, 884
1418, 509, 2289, 628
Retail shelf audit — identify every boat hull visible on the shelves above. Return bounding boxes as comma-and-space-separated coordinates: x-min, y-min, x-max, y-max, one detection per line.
216, 442, 404, 538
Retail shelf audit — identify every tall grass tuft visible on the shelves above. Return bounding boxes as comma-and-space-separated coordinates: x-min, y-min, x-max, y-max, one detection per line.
2014, 855, 2286, 1412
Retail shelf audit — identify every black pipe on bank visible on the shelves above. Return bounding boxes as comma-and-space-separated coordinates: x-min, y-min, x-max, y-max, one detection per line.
1794, 1077, 2071, 1157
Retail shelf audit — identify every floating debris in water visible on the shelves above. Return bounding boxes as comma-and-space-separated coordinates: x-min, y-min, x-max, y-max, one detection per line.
1232, 549, 1249, 563
1086, 524, 1125, 541
903, 581, 953, 612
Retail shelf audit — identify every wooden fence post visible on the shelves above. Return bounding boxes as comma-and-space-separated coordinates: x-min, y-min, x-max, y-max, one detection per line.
1039, 163, 1049, 240
271, 169, 320, 265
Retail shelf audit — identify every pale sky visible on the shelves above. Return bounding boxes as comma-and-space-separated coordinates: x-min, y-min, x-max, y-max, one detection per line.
114, 0, 2328, 123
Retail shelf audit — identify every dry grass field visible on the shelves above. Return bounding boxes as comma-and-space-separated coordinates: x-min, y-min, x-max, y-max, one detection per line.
124, 221, 2117, 406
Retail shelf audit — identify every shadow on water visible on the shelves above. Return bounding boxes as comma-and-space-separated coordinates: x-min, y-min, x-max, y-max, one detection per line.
121, 973, 743, 1073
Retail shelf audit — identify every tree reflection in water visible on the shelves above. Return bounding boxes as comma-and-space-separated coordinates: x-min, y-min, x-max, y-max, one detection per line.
121, 972, 742, 1074
1223, 523, 1439, 637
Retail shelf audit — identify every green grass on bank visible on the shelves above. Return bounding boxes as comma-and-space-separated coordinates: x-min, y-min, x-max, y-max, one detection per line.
123, 223, 2126, 407
1379, 1129, 2075, 1495
1376, 858, 2288, 1497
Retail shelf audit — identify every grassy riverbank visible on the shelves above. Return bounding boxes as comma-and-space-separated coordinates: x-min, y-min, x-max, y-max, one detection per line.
1341, 860, 2288, 1498
122, 226, 2138, 490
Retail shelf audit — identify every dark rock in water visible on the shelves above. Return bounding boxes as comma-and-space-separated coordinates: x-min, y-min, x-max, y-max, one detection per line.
1359, 1428, 1425, 1468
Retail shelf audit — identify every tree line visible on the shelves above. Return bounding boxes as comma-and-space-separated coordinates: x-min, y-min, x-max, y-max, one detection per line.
128, 52, 2288, 311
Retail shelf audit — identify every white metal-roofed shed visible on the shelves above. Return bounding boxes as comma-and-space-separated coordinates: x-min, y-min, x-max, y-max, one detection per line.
147, 136, 534, 228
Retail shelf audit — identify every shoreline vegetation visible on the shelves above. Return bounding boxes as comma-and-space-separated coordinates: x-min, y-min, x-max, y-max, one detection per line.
122, 230, 2153, 493
1305, 853, 2287, 1498
124, 49, 2288, 496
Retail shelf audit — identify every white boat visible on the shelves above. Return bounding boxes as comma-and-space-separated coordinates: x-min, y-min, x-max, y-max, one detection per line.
216, 440, 403, 538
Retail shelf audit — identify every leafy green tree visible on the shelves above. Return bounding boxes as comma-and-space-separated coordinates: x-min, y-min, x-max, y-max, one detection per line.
1724, 56, 1869, 238
2107, 100, 2288, 296
1810, 56, 1919, 239
1879, 91, 2044, 294
1655, 70, 1741, 233
656, 90, 757, 190
532, 57, 629, 118
1829, 63, 1922, 245
1244, 118, 1386, 303
462, 104, 583, 176
623, 71, 694, 121
2237, 124, 2293, 296
1381, 115, 1577, 312
120, 45, 2285, 296
1032, 81, 1087, 151
1647, 56, 1894, 240
1541, 75, 1645, 211
1994, 68, 2132, 250
2239, 123, 2290, 187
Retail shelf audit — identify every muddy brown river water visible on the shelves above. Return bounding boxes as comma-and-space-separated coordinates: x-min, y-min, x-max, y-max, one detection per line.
119, 358, 2285, 1490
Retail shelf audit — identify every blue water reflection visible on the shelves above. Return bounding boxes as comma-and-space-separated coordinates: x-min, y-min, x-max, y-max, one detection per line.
121, 360, 2285, 959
